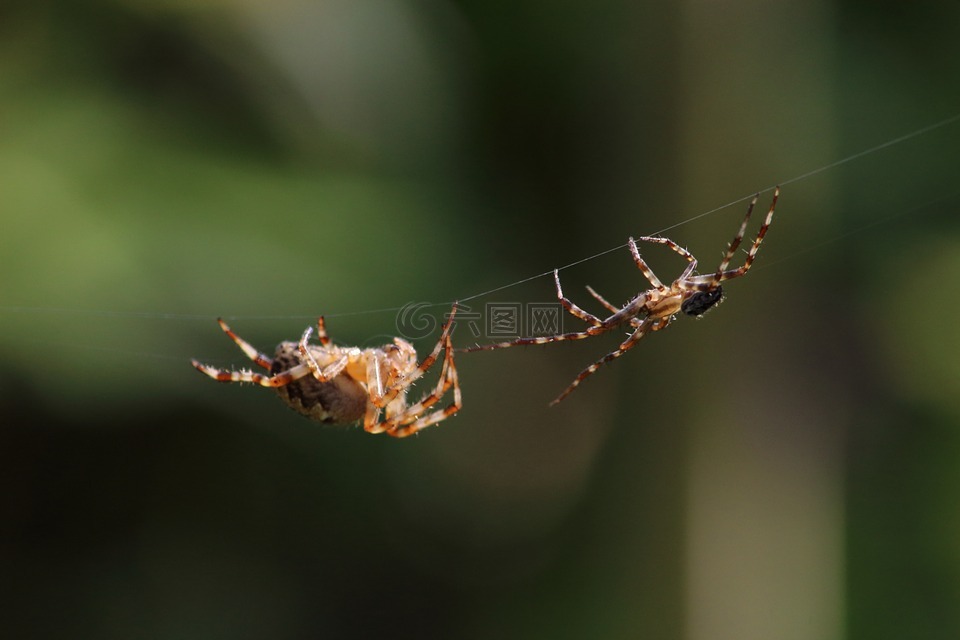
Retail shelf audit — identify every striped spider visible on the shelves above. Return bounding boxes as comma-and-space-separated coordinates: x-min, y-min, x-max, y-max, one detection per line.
192, 304, 461, 437
466, 188, 779, 405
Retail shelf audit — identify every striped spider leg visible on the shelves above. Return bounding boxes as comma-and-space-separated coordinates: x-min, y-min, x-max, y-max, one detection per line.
464, 187, 779, 405
192, 303, 462, 437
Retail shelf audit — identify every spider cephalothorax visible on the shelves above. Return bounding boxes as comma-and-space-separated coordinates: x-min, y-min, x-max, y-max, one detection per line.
465, 188, 779, 404
192, 304, 461, 437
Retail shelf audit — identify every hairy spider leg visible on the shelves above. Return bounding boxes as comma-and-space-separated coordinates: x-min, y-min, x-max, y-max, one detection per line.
363, 305, 462, 436
376, 302, 460, 410
462, 285, 658, 353
297, 325, 349, 382
584, 287, 647, 330
584, 285, 620, 314
716, 193, 758, 274
214, 317, 273, 369
549, 316, 672, 406
567, 233, 691, 327
315, 316, 331, 346
464, 230, 686, 355
463, 322, 619, 353
635, 236, 699, 282
552, 261, 656, 330
553, 269, 604, 326
628, 237, 666, 290
686, 186, 778, 286
192, 318, 323, 386
191, 359, 316, 388
382, 333, 462, 437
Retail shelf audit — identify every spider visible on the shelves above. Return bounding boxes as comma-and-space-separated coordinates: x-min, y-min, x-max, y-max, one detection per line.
465, 187, 779, 405
191, 303, 462, 437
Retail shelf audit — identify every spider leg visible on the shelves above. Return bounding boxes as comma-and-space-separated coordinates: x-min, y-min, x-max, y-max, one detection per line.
585, 286, 644, 328
382, 334, 462, 438
463, 284, 656, 353
191, 360, 314, 387
549, 316, 670, 406
315, 316, 331, 347
677, 279, 720, 293
462, 276, 628, 352
462, 325, 614, 352
378, 302, 459, 409
685, 186, 779, 285
712, 192, 757, 278
194, 318, 328, 387
629, 237, 666, 290
636, 236, 698, 281
215, 318, 273, 369
585, 285, 620, 314
554, 270, 603, 326
411, 301, 457, 378
362, 353, 388, 433
298, 326, 349, 382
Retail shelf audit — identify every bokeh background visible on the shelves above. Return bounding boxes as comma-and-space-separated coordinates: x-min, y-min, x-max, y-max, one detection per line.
2, 1, 960, 638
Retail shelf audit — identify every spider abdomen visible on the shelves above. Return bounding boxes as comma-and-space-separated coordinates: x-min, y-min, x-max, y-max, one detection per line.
272, 343, 367, 423
681, 287, 724, 317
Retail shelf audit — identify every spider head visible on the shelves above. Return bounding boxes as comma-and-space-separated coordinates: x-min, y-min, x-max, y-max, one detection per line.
386, 338, 419, 374
681, 286, 724, 317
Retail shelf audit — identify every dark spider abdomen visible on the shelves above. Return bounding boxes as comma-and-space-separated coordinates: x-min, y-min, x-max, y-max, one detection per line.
681, 287, 724, 317
271, 343, 367, 424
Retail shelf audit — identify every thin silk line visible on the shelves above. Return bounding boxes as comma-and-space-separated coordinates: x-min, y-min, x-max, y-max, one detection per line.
2, 111, 959, 322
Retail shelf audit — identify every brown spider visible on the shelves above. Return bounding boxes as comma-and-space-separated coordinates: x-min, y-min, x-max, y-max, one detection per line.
465, 187, 779, 405
192, 303, 462, 437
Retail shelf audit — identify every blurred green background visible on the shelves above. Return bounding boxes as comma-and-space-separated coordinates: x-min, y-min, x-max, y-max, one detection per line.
2, 1, 960, 638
